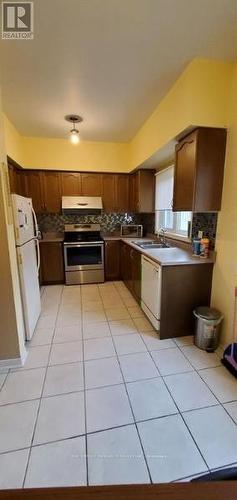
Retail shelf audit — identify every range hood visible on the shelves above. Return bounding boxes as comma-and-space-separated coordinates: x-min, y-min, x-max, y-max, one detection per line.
62, 196, 103, 215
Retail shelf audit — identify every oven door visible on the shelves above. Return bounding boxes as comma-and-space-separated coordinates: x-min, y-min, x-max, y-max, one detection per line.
64, 242, 104, 271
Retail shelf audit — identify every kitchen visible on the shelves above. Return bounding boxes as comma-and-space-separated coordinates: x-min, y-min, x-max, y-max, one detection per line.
0, 0, 237, 492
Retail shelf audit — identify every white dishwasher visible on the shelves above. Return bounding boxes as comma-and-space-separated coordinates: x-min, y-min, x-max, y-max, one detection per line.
141, 255, 161, 330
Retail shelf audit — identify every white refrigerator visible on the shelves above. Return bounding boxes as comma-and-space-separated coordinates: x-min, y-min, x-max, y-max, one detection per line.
11, 194, 41, 341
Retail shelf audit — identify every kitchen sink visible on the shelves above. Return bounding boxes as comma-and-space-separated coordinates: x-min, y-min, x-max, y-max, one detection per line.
132, 240, 170, 249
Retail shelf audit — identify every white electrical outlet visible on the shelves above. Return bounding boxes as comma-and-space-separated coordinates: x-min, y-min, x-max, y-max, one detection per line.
198, 231, 203, 239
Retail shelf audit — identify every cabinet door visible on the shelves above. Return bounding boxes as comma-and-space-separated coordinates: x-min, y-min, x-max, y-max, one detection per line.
115, 175, 129, 212
173, 132, 197, 211
102, 174, 116, 212
61, 172, 81, 196
105, 240, 120, 280
8, 164, 18, 194
25, 171, 44, 213
81, 173, 102, 196
40, 242, 64, 284
131, 248, 141, 302
129, 173, 138, 212
120, 242, 131, 290
42, 172, 61, 213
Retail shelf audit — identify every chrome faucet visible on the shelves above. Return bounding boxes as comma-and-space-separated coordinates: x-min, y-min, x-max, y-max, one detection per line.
158, 227, 167, 246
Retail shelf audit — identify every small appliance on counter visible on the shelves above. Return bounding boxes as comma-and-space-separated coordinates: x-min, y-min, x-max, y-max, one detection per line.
120, 224, 143, 238
64, 224, 104, 285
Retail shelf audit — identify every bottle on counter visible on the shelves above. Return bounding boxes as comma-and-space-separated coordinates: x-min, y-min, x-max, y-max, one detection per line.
192, 238, 201, 256
200, 237, 210, 258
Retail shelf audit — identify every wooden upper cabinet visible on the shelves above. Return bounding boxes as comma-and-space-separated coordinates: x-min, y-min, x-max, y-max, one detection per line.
129, 170, 155, 213
25, 171, 44, 213
115, 174, 129, 212
102, 174, 116, 212
173, 127, 227, 212
8, 163, 26, 196
42, 172, 61, 213
81, 173, 102, 196
61, 172, 82, 196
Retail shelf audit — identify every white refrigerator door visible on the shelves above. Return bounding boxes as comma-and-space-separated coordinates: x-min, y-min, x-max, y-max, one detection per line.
17, 240, 41, 340
12, 194, 35, 245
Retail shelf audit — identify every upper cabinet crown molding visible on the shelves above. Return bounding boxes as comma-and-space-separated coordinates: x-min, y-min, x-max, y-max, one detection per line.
173, 127, 227, 212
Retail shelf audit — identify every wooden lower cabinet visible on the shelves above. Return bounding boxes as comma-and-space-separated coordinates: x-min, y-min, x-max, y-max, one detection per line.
120, 242, 141, 303
39, 242, 64, 285
104, 240, 120, 280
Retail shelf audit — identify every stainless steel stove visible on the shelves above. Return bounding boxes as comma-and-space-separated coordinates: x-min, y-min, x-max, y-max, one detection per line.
63, 224, 104, 285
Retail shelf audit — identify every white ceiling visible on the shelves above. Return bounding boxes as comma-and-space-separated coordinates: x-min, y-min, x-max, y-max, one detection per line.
1, 0, 237, 142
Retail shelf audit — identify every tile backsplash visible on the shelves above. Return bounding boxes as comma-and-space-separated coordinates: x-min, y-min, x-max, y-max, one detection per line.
37, 212, 140, 234
38, 211, 218, 248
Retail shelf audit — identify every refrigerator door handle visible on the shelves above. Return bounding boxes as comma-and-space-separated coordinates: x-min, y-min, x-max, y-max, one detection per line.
35, 237, 40, 274
31, 205, 40, 239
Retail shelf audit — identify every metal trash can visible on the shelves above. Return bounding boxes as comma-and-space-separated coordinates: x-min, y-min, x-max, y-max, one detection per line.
193, 307, 223, 352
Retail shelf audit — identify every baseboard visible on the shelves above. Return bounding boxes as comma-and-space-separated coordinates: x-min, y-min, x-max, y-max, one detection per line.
0, 349, 28, 370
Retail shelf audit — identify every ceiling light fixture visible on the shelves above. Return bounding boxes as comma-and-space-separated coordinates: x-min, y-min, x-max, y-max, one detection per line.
65, 115, 83, 144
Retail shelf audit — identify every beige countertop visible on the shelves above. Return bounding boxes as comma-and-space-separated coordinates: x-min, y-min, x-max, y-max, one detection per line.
104, 235, 215, 267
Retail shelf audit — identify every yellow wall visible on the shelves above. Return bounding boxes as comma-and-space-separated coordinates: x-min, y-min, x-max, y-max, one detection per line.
3, 58, 233, 172
129, 59, 233, 169
3, 114, 24, 166
21, 135, 129, 172
211, 63, 237, 345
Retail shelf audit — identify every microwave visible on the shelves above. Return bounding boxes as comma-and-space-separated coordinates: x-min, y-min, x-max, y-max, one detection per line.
120, 225, 143, 238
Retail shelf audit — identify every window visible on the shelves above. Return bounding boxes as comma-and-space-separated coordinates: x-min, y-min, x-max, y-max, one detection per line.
155, 166, 192, 239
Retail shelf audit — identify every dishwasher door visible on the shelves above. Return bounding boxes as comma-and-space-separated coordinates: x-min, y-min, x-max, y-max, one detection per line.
141, 256, 161, 330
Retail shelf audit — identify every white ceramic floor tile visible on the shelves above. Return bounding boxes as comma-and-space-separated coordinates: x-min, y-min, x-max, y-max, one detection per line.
183, 405, 237, 469
85, 357, 123, 389
84, 337, 115, 361
0, 400, 39, 453
141, 331, 175, 351
164, 371, 218, 412
82, 301, 104, 312
224, 401, 237, 423
113, 334, 147, 355
56, 312, 81, 327
133, 317, 154, 332
34, 392, 85, 445
88, 425, 150, 485
49, 341, 83, 365
102, 297, 124, 308
43, 362, 84, 396
86, 384, 133, 433
19, 345, 50, 370
181, 345, 221, 370
151, 348, 194, 376
25, 436, 87, 488
127, 378, 177, 421
199, 366, 237, 403
173, 336, 194, 347
109, 319, 138, 336
59, 303, 81, 315
121, 296, 138, 307
30, 327, 54, 347
119, 352, 159, 382
53, 324, 82, 343
83, 322, 111, 340
127, 306, 145, 318
105, 307, 130, 321
36, 315, 56, 329
138, 414, 207, 482
0, 449, 29, 489
0, 368, 45, 405
83, 311, 107, 324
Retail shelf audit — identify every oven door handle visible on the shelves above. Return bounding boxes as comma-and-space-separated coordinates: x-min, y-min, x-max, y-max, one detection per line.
64, 242, 104, 247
